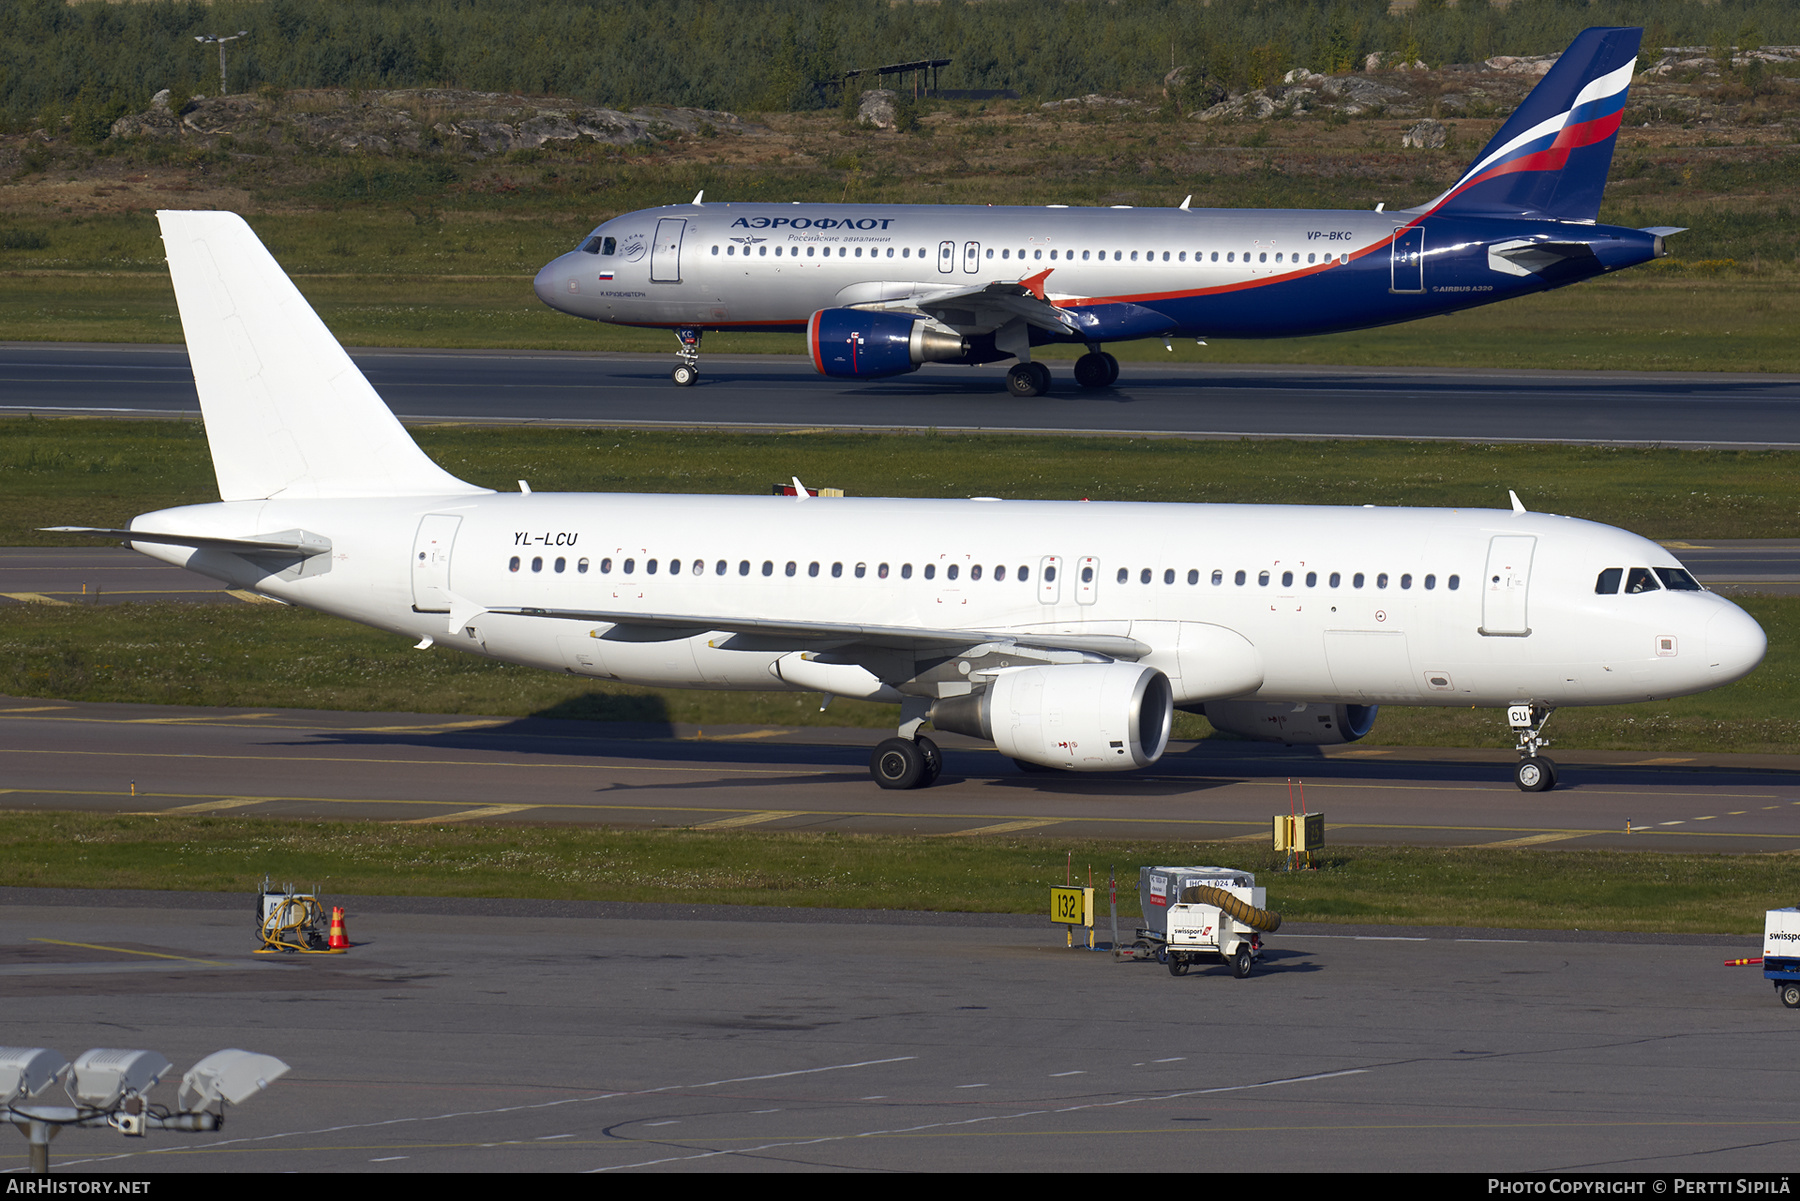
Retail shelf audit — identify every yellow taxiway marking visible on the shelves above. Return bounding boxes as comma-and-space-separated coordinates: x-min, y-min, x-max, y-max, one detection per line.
226, 589, 282, 604
931, 819, 1059, 837
133, 797, 270, 815
1, 592, 72, 606
689, 810, 803, 830
1219, 831, 1272, 843
352, 718, 512, 733
0, 707, 69, 714
28, 938, 228, 968
1633, 757, 1695, 765
1332, 748, 1391, 757
1471, 832, 1592, 848
692, 729, 791, 741
395, 804, 540, 824
1658, 541, 1713, 549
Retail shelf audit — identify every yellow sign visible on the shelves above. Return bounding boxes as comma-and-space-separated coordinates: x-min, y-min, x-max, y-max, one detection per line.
1274, 812, 1326, 851
1050, 886, 1093, 927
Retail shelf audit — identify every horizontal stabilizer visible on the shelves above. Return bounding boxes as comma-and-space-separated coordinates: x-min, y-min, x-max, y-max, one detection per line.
43, 526, 332, 555
158, 211, 488, 502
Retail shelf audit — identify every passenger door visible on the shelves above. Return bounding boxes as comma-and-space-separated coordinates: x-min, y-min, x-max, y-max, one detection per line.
1390, 225, 1424, 293
410, 514, 461, 613
651, 218, 686, 283
1480, 535, 1535, 636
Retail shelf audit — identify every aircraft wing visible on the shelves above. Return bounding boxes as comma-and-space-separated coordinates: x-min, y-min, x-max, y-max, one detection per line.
875, 270, 1080, 337
486, 604, 1148, 659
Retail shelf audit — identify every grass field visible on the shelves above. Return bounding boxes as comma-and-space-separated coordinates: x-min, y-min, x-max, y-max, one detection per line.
4, 261, 1798, 373
11, 419, 1800, 547
1, 812, 1788, 935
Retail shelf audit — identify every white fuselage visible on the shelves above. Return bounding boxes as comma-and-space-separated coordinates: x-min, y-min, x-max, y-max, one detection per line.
127, 492, 1766, 710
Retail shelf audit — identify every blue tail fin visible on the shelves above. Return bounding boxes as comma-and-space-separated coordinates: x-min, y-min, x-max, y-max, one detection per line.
1419, 26, 1641, 222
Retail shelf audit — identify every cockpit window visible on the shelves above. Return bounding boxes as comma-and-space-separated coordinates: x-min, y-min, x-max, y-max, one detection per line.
580, 236, 616, 255
1595, 567, 1622, 595
1623, 567, 1661, 594
1655, 566, 1703, 591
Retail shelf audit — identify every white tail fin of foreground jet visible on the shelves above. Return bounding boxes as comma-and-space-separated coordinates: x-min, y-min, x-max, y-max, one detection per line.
52, 211, 1764, 793
159, 210, 486, 502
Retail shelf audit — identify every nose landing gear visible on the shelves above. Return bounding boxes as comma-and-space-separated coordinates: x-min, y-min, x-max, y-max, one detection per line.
671, 327, 702, 386
1509, 703, 1558, 792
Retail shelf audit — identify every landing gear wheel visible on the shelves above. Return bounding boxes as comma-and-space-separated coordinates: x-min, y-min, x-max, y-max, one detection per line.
1006, 362, 1049, 398
1231, 945, 1254, 979
871, 737, 927, 790
915, 735, 943, 786
671, 363, 698, 386
1167, 954, 1190, 977
1781, 983, 1800, 1009
1515, 756, 1557, 792
1099, 352, 1119, 385
1074, 353, 1111, 389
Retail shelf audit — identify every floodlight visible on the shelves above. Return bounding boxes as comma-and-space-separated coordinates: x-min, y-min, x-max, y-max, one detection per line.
177, 1050, 290, 1111
0, 1048, 68, 1102
66, 1049, 171, 1109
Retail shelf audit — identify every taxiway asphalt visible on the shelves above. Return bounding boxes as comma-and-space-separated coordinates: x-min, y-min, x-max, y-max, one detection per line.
4, 698, 1798, 852
0, 890, 1785, 1174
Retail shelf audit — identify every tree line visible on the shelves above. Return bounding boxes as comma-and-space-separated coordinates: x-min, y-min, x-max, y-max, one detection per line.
5, 0, 1798, 133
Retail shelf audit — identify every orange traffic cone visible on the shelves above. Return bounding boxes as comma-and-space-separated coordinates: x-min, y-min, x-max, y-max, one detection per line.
327, 906, 351, 950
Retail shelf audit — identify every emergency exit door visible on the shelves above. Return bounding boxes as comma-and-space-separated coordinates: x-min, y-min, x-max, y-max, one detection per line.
1390, 225, 1424, 293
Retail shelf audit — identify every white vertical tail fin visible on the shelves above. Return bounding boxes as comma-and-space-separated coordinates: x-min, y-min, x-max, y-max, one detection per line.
157, 210, 488, 502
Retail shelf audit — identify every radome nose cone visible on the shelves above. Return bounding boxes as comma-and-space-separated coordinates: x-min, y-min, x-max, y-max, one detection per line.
532, 259, 558, 309
1706, 602, 1767, 683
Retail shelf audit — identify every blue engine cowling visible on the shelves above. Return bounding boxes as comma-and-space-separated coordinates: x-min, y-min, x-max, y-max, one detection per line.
807, 309, 967, 378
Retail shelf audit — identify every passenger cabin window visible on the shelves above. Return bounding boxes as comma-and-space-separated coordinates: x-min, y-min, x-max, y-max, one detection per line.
1595, 567, 1623, 594
1624, 567, 1661, 594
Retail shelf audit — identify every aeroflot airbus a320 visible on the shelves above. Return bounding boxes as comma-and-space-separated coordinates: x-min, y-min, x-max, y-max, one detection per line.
534, 26, 1671, 396
55, 210, 1764, 794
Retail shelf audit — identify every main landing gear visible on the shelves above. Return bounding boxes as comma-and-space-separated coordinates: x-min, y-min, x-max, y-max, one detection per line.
870, 735, 943, 790
1006, 361, 1051, 398
671, 326, 702, 386
1509, 703, 1558, 792
1073, 350, 1120, 390
1005, 350, 1120, 397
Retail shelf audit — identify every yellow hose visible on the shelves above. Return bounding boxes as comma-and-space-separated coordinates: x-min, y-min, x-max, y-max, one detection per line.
1178, 884, 1282, 933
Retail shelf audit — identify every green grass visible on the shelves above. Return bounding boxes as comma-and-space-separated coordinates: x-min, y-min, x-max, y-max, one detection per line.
5, 264, 1798, 372
11, 420, 1800, 547
0, 812, 1788, 934
3, 595, 1796, 752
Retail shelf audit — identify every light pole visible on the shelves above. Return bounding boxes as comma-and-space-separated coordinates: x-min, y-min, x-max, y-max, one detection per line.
194, 30, 250, 96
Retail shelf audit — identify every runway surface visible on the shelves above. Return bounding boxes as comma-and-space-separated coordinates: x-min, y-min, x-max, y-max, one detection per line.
5, 698, 1798, 852
5, 342, 1800, 446
0, 889, 1786, 1174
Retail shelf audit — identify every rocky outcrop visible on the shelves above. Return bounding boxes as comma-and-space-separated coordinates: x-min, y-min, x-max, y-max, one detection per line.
1401, 117, 1447, 148
856, 89, 897, 129
105, 88, 754, 156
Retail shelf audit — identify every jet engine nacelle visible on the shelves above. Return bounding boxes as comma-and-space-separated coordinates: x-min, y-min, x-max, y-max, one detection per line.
929, 662, 1173, 771
807, 309, 968, 378
1200, 700, 1378, 745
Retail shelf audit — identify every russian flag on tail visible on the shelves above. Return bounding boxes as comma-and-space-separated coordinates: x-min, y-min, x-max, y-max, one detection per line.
1418, 26, 1642, 224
